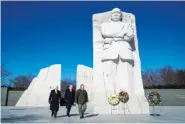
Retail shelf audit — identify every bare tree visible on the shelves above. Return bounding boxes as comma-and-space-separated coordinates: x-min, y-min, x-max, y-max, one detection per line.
60, 78, 76, 97
61, 78, 76, 90
10, 74, 35, 88
142, 66, 185, 88
159, 66, 175, 85
0, 65, 12, 86
142, 69, 162, 86
176, 69, 185, 86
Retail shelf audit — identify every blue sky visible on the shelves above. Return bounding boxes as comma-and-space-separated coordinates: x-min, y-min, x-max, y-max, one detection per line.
1, 1, 185, 79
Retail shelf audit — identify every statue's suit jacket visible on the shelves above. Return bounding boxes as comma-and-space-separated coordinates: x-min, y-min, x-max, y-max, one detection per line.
100, 22, 134, 61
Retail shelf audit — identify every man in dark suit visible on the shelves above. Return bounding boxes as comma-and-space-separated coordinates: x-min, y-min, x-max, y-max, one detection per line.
48, 85, 61, 118
64, 84, 75, 117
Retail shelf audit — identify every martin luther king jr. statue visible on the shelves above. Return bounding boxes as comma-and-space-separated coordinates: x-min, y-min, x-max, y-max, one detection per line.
92, 8, 149, 114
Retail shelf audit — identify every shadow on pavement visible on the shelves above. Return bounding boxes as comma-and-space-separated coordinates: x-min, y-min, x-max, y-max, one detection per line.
8, 108, 26, 111
57, 113, 89, 118
1, 115, 41, 123
57, 113, 79, 118
85, 114, 99, 118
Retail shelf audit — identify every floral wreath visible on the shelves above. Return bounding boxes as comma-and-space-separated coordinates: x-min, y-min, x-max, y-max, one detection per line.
108, 93, 120, 106
148, 91, 162, 106
119, 91, 129, 103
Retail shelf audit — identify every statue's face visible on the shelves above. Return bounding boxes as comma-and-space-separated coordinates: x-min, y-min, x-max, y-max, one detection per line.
111, 12, 122, 22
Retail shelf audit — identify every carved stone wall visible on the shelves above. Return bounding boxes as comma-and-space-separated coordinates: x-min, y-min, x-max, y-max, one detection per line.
16, 64, 61, 106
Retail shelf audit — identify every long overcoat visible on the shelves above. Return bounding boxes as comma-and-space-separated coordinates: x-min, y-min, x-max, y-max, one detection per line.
48, 90, 61, 111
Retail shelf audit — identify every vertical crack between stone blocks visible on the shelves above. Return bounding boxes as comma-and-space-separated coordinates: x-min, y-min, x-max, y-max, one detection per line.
44, 67, 50, 82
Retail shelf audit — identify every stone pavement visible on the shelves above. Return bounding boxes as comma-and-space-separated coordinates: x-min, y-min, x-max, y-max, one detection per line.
1, 106, 185, 123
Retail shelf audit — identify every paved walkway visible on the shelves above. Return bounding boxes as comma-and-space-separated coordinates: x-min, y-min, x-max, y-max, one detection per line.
1, 106, 185, 123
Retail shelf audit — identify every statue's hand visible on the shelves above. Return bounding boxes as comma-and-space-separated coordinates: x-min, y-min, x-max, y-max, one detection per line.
124, 33, 135, 42
123, 24, 135, 41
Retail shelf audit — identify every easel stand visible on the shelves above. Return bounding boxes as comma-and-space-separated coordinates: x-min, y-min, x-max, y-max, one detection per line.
150, 105, 161, 116
123, 103, 130, 114
111, 105, 119, 115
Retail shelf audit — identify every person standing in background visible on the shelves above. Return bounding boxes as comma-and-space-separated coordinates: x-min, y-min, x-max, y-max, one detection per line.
48, 85, 61, 118
76, 84, 88, 119
64, 84, 75, 117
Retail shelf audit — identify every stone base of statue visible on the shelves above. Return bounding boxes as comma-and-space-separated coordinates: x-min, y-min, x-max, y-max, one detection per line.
92, 94, 149, 114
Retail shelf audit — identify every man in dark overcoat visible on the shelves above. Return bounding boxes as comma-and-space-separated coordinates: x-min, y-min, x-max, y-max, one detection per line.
64, 84, 75, 117
48, 85, 61, 118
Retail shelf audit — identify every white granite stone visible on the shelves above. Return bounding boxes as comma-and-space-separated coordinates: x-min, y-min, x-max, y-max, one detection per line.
92, 8, 149, 114
26, 68, 49, 106
76, 65, 93, 102
15, 77, 38, 106
16, 64, 61, 107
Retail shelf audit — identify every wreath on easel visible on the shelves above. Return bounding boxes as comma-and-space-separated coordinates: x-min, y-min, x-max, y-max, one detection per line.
108, 93, 120, 106
119, 91, 129, 103
148, 91, 162, 106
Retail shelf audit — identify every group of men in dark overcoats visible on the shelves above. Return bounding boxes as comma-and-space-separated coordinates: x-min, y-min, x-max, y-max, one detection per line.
48, 84, 88, 119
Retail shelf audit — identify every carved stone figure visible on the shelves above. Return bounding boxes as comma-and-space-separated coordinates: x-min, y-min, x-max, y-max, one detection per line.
92, 8, 149, 114
101, 8, 135, 95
